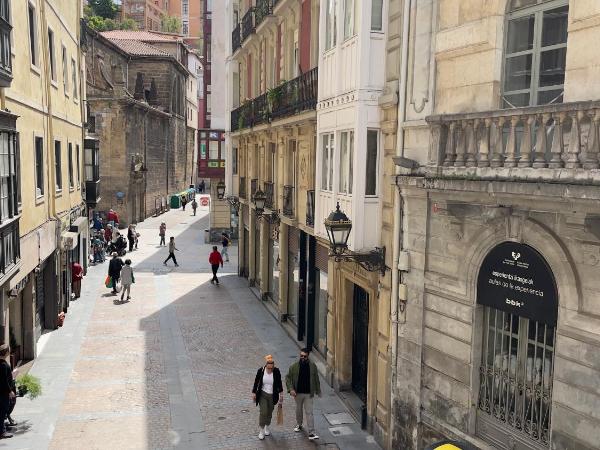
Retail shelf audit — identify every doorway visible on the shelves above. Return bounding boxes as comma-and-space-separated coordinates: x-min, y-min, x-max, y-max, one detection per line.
352, 284, 369, 404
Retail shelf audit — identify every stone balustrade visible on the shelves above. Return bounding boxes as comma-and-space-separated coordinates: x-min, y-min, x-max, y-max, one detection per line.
426, 101, 600, 184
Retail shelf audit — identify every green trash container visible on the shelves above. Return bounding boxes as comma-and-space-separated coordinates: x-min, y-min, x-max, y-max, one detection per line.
170, 194, 181, 209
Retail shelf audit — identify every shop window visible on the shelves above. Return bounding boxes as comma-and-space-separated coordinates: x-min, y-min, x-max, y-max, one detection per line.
339, 130, 353, 194
503, 0, 568, 107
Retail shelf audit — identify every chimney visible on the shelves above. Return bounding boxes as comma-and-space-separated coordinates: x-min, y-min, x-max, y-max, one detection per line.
134, 72, 145, 100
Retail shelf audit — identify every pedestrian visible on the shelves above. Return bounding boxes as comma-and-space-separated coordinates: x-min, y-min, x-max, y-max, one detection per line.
191, 198, 198, 216
164, 237, 179, 267
199, 180, 205, 193
252, 355, 283, 440
209, 246, 223, 284
120, 259, 134, 302
71, 261, 83, 299
0, 344, 14, 439
181, 196, 188, 211
104, 223, 113, 244
127, 224, 136, 252
285, 348, 321, 440
107, 208, 119, 227
93, 233, 105, 263
159, 222, 166, 246
108, 252, 124, 294
221, 232, 230, 262
92, 214, 103, 232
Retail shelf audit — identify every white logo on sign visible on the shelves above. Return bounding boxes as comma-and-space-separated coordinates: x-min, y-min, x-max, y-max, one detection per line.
512, 252, 521, 261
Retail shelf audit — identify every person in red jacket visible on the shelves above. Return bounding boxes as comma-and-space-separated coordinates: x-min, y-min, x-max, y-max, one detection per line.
107, 209, 119, 226
71, 262, 83, 299
209, 246, 224, 285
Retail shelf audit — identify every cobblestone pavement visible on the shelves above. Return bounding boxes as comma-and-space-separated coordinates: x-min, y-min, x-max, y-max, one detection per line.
7, 202, 381, 450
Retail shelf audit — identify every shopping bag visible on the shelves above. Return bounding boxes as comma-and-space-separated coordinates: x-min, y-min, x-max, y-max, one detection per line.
276, 404, 283, 425
105, 275, 113, 288
115, 282, 122, 293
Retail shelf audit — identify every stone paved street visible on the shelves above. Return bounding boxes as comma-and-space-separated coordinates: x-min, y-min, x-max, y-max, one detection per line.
6, 202, 381, 450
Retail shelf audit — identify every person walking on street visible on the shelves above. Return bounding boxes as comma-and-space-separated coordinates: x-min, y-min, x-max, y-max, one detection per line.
209, 246, 223, 284
252, 355, 283, 440
120, 259, 134, 302
108, 252, 124, 294
221, 233, 230, 262
191, 198, 198, 216
181, 196, 187, 211
0, 345, 15, 439
164, 237, 179, 267
159, 222, 166, 246
199, 180, 205, 193
71, 262, 83, 299
285, 348, 321, 440
127, 225, 136, 252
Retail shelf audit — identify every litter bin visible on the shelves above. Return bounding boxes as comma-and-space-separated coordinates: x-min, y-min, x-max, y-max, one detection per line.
204, 229, 210, 244
170, 195, 181, 209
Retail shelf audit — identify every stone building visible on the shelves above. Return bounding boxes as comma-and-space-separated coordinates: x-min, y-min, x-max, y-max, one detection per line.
120, 0, 166, 31
84, 27, 193, 225
0, 0, 88, 365
381, 1, 600, 450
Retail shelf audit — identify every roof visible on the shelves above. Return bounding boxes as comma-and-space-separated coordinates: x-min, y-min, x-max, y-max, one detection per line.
108, 39, 171, 57
101, 30, 184, 43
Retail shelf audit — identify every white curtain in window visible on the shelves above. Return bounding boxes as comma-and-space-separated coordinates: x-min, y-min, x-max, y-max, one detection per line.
344, 0, 354, 39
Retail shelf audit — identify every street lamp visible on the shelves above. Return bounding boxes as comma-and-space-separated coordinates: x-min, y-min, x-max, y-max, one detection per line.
324, 203, 387, 275
216, 180, 226, 200
253, 188, 266, 214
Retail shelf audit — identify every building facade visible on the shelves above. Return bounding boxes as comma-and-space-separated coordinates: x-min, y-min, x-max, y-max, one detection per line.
384, 1, 600, 450
0, 0, 88, 366
121, 0, 166, 31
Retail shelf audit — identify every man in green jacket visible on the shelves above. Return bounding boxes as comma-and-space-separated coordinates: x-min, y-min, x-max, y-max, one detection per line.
285, 348, 321, 440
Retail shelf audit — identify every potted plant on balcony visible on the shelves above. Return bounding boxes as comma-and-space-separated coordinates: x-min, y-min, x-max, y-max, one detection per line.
15, 373, 42, 399
267, 81, 285, 113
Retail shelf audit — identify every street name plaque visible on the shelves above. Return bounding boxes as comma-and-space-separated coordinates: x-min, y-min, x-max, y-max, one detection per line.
477, 242, 558, 326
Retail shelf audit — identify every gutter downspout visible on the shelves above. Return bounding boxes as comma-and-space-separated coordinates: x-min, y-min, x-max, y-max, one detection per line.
389, 0, 412, 446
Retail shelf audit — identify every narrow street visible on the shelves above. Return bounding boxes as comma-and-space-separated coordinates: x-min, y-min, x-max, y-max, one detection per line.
7, 202, 380, 450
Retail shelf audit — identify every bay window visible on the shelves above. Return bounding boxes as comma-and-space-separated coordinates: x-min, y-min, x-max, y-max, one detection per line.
321, 133, 334, 191
339, 130, 353, 194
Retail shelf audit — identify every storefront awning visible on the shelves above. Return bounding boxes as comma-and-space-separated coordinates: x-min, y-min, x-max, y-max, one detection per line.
60, 231, 79, 251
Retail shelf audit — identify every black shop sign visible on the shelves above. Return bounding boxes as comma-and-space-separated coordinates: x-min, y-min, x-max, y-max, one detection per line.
477, 242, 558, 326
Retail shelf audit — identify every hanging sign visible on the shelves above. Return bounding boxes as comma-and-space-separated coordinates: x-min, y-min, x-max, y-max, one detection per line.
477, 242, 558, 326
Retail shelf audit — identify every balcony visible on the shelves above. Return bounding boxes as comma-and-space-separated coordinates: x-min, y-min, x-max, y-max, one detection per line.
425, 101, 600, 185
239, 176, 247, 199
306, 190, 315, 227
232, 23, 241, 53
264, 181, 274, 209
230, 68, 318, 132
255, 0, 274, 29
85, 180, 101, 207
251, 178, 258, 198
241, 8, 255, 43
283, 185, 294, 217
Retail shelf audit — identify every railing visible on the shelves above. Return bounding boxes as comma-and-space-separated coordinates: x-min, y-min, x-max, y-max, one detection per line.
230, 68, 318, 132
241, 8, 255, 42
264, 181, 274, 209
283, 185, 294, 217
85, 179, 101, 206
251, 178, 258, 198
239, 176, 247, 199
427, 101, 600, 181
306, 190, 315, 227
232, 23, 241, 53
255, 0, 273, 28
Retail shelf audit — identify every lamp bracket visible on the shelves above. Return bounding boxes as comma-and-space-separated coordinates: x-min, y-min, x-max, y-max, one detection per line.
330, 246, 387, 276
226, 196, 241, 213
258, 210, 280, 224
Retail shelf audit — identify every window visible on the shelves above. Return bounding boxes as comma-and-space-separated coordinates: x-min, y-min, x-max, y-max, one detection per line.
232, 147, 238, 174
34, 137, 43, 196
206, 93, 211, 113
54, 140, 62, 191
503, 0, 568, 107
343, 0, 354, 39
321, 133, 334, 191
365, 130, 379, 195
339, 130, 353, 194
209, 140, 219, 159
325, 0, 337, 50
0, 131, 18, 220
72, 58, 78, 99
68, 143, 73, 188
62, 45, 68, 95
76, 144, 80, 186
182, 0, 188, 15
85, 145, 99, 182
182, 20, 189, 36
48, 28, 56, 81
371, 0, 383, 31
28, 3, 37, 66
0, 0, 12, 80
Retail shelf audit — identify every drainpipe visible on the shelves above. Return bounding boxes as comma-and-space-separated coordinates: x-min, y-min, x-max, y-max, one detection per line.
389, 0, 412, 446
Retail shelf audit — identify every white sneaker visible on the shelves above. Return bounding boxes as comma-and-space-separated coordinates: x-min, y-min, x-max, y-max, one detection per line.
308, 432, 319, 440
258, 430, 265, 440
294, 425, 302, 432
264, 426, 270, 436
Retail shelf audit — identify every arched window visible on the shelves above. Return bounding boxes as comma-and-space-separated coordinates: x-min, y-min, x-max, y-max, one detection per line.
503, 0, 568, 108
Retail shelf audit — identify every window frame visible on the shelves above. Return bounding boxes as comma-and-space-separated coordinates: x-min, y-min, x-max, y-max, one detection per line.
71, 57, 78, 100
325, 0, 337, 51
76, 144, 80, 188
28, 1, 38, 68
48, 27, 56, 82
365, 129, 379, 196
34, 136, 44, 197
62, 44, 68, 96
68, 142, 74, 189
338, 130, 354, 195
320, 133, 334, 192
54, 140, 62, 192
343, 0, 355, 40
371, 0, 384, 32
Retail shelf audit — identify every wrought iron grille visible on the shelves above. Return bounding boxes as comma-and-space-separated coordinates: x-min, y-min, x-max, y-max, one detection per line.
241, 8, 255, 42
232, 23, 241, 53
255, 0, 273, 28
271, 68, 318, 120
264, 181, 274, 209
306, 190, 315, 226
478, 307, 554, 447
239, 176, 247, 199
282, 185, 294, 217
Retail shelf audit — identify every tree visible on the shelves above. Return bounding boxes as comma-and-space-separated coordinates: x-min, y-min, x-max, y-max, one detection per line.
85, 16, 138, 32
161, 15, 182, 33
88, 0, 118, 20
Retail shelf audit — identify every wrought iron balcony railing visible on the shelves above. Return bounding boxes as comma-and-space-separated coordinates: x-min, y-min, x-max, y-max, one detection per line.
306, 190, 315, 227
426, 100, 600, 184
255, 0, 274, 28
232, 23, 241, 53
264, 181, 274, 209
239, 176, 247, 199
282, 185, 294, 217
241, 8, 255, 42
251, 178, 258, 198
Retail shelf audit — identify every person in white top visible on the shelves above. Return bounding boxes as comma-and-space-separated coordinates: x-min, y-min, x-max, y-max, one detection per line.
252, 355, 283, 440
119, 259, 134, 302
